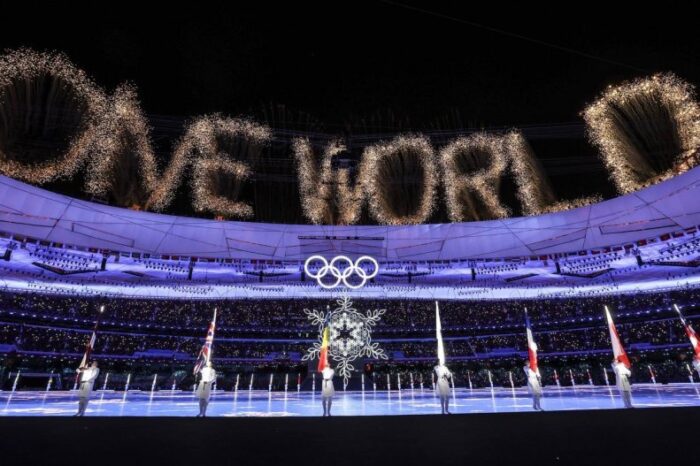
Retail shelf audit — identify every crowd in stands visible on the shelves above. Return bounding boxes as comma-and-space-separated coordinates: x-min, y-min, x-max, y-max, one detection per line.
1, 288, 700, 390
2, 287, 699, 331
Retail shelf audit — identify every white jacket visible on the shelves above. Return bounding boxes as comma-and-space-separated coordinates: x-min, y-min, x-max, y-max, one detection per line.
524, 367, 542, 396
434, 365, 452, 397
612, 362, 631, 392
79, 367, 100, 384
321, 367, 335, 398
693, 358, 700, 375
199, 366, 217, 383
77, 367, 100, 397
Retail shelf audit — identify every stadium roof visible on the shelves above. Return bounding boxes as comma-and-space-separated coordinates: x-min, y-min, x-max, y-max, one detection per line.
1, 168, 699, 262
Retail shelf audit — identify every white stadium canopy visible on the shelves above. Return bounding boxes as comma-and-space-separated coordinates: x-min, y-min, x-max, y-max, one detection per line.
1, 167, 700, 262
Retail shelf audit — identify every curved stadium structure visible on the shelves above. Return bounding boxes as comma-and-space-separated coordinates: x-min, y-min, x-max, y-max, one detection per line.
1, 165, 700, 397
5, 8, 700, 465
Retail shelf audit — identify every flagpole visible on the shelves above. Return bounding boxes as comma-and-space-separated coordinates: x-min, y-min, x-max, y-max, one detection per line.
524, 308, 539, 376
76, 305, 104, 387
436, 301, 445, 366
207, 308, 217, 365
605, 305, 630, 368
194, 308, 217, 375
674, 303, 700, 366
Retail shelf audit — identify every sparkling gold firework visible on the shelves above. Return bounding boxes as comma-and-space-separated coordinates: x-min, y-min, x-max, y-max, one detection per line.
188, 115, 271, 219
506, 131, 600, 214
85, 84, 158, 207
439, 133, 510, 222
293, 138, 364, 225
0, 48, 107, 183
583, 73, 700, 194
361, 135, 438, 225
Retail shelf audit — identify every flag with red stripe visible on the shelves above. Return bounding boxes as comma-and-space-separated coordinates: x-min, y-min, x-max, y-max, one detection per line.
605, 306, 631, 368
193, 308, 217, 375
674, 304, 700, 358
317, 324, 331, 372
524, 309, 539, 375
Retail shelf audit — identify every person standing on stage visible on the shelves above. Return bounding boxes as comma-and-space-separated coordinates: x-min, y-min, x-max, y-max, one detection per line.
75, 361, 99, 416
196, 361, 216, 417
524, 364, 543, 411
193, 309, 217, 417
434, 362, 452, 414
673, 304, 700, 379
434, 302, 452, 414
605, 306, 633, 409
317, 311, 334, 417
321, 364, 335, 417
523, 309, 543, 411
612, 358, 633, 408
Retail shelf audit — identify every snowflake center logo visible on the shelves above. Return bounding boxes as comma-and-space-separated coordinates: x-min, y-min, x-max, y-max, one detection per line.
303, 296, 387, 385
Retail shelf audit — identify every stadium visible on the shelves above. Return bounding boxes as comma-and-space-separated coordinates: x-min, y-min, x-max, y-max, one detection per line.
1, 4, 700, 465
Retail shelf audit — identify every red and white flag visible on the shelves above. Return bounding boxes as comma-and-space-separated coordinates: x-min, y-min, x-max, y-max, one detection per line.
605, 305, 631, 368
524, 309, 539, 375
193, 308, 217, 375
674, 304, 700, 358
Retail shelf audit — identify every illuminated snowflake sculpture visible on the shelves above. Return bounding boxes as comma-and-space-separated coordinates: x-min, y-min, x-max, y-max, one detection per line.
303, 296, 387, 385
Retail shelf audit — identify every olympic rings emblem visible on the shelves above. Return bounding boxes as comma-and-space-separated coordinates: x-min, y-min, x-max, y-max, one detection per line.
304, 255, 379, 289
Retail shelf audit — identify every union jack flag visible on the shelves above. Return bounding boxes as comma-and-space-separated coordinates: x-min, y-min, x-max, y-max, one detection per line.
77, 305, 104, 384
193, 308, 217, 375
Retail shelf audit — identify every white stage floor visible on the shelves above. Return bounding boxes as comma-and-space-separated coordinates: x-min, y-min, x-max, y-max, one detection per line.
2, 384, 700, 417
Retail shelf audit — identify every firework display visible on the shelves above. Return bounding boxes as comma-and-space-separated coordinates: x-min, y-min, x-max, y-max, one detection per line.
1, 48, 700, 224
189, 115, 271, 219
361, 135, 438, 225
293, 138, 364, 225
440, 133, 510, 222
506, 131, 600, 215
583, 73, 700, 194
85, 84, 159, 208
0, 48, 107, 183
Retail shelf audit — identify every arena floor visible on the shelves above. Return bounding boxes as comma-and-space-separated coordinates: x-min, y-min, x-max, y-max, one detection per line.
2, 383, 700, 417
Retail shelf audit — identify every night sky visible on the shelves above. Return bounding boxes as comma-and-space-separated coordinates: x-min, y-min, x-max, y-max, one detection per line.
3, 2, 696, 126
1, 2, 698, 221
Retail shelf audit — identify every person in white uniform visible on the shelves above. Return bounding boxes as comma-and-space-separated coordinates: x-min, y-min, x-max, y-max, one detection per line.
612, 360, 633, 408
524, 365, 543, 411
196, 361, 216, 417
693, 357, 700, 378
434, 362, 452, 414
75, 361, 100, 416
321, 366, 335, 417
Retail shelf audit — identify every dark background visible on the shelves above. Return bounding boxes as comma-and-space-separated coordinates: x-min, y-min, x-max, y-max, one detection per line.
1, 1, 698, 222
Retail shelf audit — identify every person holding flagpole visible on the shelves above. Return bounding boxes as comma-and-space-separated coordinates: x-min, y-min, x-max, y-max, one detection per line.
434, 301, 452, 415
194, 308, 217, 417
196, 361, 216, 417
75, 360, 99, 416
673, 304, 700, 378
523, 309, 543, 411
74, 305, 103, 416
318, 315, 334, 416
605, 306, 633, 408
